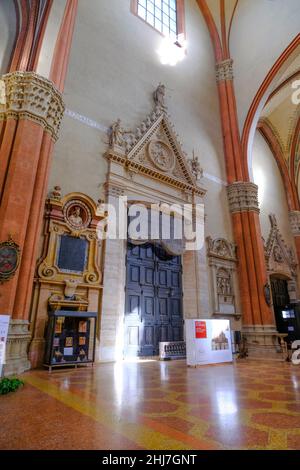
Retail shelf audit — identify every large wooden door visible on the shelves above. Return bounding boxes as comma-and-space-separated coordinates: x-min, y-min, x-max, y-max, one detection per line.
124, 242, 183, 357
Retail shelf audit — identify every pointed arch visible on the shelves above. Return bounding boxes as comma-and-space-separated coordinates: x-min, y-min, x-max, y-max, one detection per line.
257, 120, 299, 211
241, 34, 300, 181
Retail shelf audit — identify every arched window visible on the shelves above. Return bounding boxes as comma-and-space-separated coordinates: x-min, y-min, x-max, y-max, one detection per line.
131, 0, 185, 44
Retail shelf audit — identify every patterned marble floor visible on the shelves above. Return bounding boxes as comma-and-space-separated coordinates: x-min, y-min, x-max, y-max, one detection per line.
1, 359, 300, 450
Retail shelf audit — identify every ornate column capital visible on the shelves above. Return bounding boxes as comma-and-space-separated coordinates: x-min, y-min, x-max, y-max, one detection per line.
289, 210, 300, 236
216, 59, 234, 82
227, 182, 260, 214
0, 71, 65, 141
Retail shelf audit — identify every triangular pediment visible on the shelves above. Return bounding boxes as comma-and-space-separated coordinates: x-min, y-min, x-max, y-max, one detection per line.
127, 113, 195, 186
105, 86, 205, 197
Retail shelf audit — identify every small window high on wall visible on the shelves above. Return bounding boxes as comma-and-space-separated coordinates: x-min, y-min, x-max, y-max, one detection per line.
131, 0, 185, 43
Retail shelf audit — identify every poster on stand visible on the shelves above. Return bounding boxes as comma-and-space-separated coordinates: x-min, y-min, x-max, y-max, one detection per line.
0, 315, 10, 377
186, 319, 232, 366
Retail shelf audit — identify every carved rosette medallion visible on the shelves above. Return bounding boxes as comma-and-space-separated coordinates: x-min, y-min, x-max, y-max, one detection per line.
148, 140, 175, 172
63, 200, 92, 231
0, 236, 20, 283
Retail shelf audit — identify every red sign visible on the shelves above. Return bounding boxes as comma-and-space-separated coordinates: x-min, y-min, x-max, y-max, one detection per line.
195, 321, 207, 339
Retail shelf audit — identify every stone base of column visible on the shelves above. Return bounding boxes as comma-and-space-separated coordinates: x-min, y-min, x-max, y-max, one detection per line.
28, 338, 46, 369
242, 325, 287, 361
3, 320, 31, 376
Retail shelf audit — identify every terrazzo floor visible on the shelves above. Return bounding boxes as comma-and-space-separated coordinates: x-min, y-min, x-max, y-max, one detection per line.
1, 359, 300, 450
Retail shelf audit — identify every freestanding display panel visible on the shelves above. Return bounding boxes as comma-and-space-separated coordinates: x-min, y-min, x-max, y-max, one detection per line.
186, 319, 233, 366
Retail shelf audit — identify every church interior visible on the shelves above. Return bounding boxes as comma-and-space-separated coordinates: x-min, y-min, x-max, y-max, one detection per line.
0, 0, 300, 451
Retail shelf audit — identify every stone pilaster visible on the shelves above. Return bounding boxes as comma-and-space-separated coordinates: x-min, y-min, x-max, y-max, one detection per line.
227, 182, 260, 214
3, 320, 31, 376
0, 72, 65, 376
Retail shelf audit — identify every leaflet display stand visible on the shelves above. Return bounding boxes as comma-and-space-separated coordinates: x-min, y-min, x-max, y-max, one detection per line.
185, 319, 233, 367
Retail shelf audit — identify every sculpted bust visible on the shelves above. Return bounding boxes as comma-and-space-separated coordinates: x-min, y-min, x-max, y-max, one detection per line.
69, 206, 83, 226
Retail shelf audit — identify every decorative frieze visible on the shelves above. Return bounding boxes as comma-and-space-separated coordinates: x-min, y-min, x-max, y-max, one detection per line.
227, 182, 260, 214
289, 210, 300, 236
0, 71, 65, 141
216, 59, 234, 82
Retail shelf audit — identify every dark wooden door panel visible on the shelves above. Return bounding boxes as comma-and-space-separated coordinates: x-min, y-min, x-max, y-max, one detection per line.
125, 243, 183, 357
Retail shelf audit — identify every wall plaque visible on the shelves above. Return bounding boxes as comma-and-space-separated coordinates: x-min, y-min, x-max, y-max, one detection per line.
57, 235, 88, 273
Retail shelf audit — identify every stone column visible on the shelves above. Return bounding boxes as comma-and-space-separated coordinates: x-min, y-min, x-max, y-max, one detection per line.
0, 72, 64, 375
197, 1, 278, 358
227, 182, 278, 357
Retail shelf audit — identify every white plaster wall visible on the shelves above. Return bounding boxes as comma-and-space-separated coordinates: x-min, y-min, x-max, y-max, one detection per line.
203, 179, 232, 240
230, 0, 300, 131
0, 0, 16, 75
50, 0, 227, 219
252, 130, 295, 248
